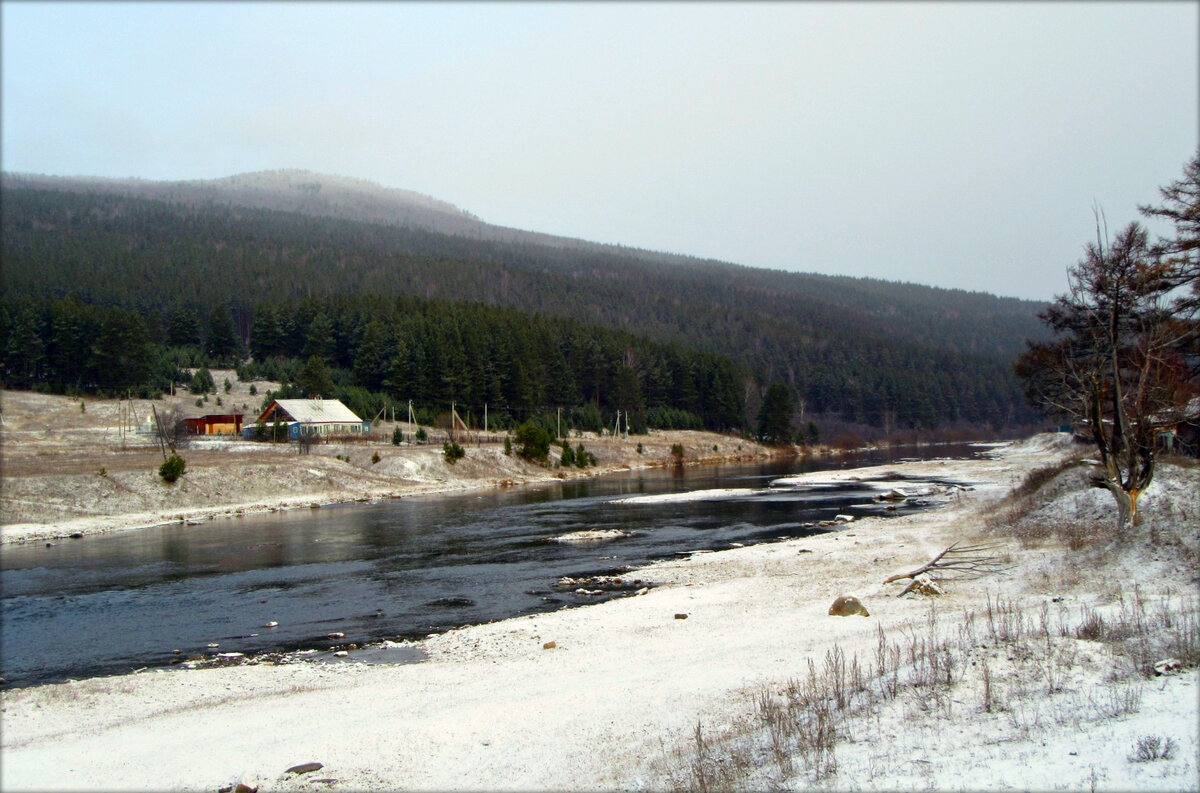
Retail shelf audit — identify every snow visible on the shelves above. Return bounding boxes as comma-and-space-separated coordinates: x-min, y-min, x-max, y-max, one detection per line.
1, 434, 1196, 792
611, 487, 758, 504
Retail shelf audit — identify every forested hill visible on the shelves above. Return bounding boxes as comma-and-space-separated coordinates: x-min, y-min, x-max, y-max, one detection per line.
1, 175, 1046, 433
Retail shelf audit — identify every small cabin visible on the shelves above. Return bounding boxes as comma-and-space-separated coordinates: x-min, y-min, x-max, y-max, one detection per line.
184, 413, 245, 436
251, 398, 368, 440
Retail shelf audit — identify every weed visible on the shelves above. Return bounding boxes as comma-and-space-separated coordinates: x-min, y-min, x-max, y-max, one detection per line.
1129, 735, 1177, 762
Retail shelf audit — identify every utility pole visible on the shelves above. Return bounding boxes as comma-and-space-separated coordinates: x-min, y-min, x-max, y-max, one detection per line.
614, 409, 621, 438
557, 407, 561, 439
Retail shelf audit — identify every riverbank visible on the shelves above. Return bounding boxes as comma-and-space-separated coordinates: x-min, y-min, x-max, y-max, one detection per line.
2, 434, 1196, 791
0, 388, 783, 546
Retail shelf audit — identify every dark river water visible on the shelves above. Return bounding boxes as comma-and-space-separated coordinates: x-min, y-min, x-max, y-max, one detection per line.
0, 444, 989, 688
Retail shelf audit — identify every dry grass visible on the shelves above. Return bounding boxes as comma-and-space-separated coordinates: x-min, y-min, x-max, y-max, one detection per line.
650, 450, 1199, 791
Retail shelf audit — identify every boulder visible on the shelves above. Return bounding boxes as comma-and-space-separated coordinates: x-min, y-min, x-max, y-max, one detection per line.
828, 595, 870, 617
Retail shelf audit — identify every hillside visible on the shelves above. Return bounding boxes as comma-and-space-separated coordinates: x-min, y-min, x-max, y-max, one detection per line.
0, 173, 1047, 434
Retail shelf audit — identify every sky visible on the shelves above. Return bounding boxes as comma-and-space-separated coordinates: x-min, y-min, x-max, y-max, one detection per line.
2, 2, 1196, 301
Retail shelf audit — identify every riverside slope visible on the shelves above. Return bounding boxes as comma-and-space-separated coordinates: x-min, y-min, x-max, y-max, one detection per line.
3, 434, 1196, 791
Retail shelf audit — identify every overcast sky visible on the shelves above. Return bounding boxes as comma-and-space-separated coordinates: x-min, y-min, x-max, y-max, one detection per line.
2, 2, 1196, 301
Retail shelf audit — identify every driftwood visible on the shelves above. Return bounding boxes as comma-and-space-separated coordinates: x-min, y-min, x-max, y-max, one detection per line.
883, 541, 1010, 585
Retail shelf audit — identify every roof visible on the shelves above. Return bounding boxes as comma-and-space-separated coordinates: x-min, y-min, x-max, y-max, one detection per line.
265, 398, 363, 425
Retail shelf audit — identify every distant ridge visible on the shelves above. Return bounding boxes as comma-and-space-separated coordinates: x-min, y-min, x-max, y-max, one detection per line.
2, 169, 689, 264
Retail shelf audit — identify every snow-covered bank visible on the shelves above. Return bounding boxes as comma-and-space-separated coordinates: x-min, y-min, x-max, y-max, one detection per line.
2, 434, 1197, 792
0, 387, 781, 546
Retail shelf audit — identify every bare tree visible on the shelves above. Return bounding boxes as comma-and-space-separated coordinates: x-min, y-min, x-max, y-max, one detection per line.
1016, 216, 1198, 531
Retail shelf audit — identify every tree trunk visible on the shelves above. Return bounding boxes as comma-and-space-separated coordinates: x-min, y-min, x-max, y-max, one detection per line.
1093, 477, 1134, 532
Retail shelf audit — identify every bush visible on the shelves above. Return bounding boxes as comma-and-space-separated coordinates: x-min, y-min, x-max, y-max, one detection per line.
159, 454, 186, 483
443, 441, 465, 464
415, 427, 428, 443
560, 442, 576, 467
670, 442, 685, 461
392, 426, 403, 445
514, 422, 550, 463
190, 367, 215, 395
371, 451, 381, 464
504, 436, 513, 456
575, 443, 589, 468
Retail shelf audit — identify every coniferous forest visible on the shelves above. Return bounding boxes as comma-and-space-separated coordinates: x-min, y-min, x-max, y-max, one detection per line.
0, 178, 1046, 438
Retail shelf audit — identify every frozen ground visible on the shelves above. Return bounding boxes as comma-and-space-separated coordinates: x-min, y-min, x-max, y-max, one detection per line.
1, 434, 1197, 792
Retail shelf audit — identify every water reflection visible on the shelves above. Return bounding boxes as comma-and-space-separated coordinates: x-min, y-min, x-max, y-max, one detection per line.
1, 443, 989, 686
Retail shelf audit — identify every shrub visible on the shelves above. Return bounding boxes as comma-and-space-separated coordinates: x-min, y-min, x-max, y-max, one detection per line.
190, 367, 215, 395
159, 455, 186, 483
560, 442, 576, 467
223, 378, 232, 393
392, 426, 403, 445
575, 443, 589, 468
670, 442, 685, 461
415, 427, 428, 443
504, 435, 513, 456
636, 442, 644, 455
371, 451, 381, 464
514, 422, 550, 463
249, 384, 257, 396
443, 441, 465, 464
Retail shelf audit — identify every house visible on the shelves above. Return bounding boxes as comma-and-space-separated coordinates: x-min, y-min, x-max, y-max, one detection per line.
184, 413, 245, 436
250, 398, 368, 440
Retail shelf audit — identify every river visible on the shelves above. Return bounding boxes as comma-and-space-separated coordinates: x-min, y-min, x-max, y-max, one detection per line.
0, 443, 989, 688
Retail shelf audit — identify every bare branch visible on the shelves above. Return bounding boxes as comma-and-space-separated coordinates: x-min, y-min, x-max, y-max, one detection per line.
883, 541, 1011, 586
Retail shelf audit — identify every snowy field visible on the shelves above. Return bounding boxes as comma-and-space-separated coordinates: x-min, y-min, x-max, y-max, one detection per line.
1, 434, 1197, 792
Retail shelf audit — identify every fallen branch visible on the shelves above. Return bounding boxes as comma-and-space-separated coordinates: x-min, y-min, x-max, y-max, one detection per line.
883, 541, 1010, 584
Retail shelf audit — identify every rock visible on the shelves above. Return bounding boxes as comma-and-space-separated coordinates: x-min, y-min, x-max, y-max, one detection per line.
70, 532, 84, 539
217, 652, 245, 659
327, 632, 345, 640
834, 514, 855, 523
543, 641, 556, 650
45, 542, 55, 548
828, 595, 870, 617
1154, 658, 1182, 676
207, 643, 220, 648
286, 762, 324, 775
333, 651, 349, 658
235, 784, 257, 793
674, 613, 689, 620
264, 621, 278, 628
899, 574, 945, 597
876, 489, 907, 502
